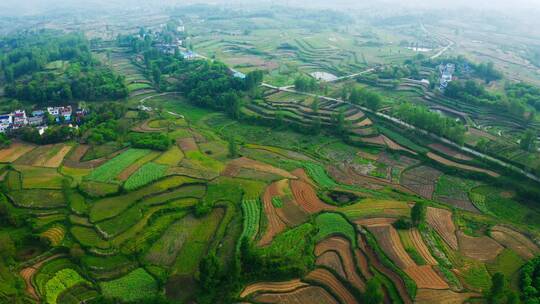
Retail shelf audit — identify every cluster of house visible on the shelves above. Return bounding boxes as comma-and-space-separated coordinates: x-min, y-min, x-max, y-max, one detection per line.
0, 106, 86, 133
439, 63, 455, 91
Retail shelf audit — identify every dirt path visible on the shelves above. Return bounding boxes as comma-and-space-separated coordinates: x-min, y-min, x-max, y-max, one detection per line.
20, 254, 64, 300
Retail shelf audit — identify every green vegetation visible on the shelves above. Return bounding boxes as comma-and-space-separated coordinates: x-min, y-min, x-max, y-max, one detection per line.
124, 162, 168, 191
99, 268, 158, 302
314, 212, 357, 246
45, 269, 90, 304
521, 256, 540, 303
240, 199, 260, 241
303, 163, 338, 189
85, 149, 150, 183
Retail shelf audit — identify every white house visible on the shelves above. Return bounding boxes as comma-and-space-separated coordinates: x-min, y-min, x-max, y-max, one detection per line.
0, 114, 12, 133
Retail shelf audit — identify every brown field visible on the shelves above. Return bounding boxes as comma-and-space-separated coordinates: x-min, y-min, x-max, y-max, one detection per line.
276, 198, 309, 227
43, 145, 73, 167
305, 268, 357, 304
415, 289, 480, 304
354, 118, 373, 127
382, 135, 418, 155
404, 265, 449, 289
253, 286, 339, 304
400, 166, 442, 199
358, 235, 412, 304
357, 150, 379, 161
408, 229, 438, 265
315, 237, 366, 292
0, 142, 36, 163
226, 157, 296, 179
367, 225, 415, 269
41, 226, 65, 246
177, 137, 198, 152
240, 279, 308, 298
490, 226, 540, 260
356, 218, 397, 227
426, 207, 458, 250
327, 165, 389, 191
19, 254, 64, 300
316, 251, 347, 279
291, 168, 316, 187
427, 152, 499, 178
290, 179, 336, 214
428, 143, 473, 161
258, 181, 287, 246
457, 231, 503, 262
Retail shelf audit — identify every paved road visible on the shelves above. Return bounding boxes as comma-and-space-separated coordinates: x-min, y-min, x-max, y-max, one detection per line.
261, 81, 540, 183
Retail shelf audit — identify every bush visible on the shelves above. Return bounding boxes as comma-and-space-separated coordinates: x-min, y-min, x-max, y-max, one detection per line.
393, 218, 412, 230
129, 133, 171, 151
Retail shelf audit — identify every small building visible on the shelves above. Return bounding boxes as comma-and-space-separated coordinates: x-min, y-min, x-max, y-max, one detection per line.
28, 116, 44, 126
231, 69, 246, 79
32, 110, 45, 117
0, 114, 12, 133
12, 110, 27, 129
180, 50, 197, 60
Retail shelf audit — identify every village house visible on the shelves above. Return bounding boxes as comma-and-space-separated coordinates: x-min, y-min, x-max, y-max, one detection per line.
12, 110, 27, 129
0, 114, 12, 133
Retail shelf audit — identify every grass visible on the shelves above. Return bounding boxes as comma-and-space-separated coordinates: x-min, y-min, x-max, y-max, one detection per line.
486, 249, 525, 278
45, 269, 89, 304
85, 149, 150, 183
100, 268, 158, 302
78, 181, 119, 198
240, 199, 261, 241
184, 150, 225, 173
271, 197, 283, 208
66, 189, 88, 215
96, 206, 142, 238
470, 186, 540, 229
339, 198, 410, 220
90, 176, 196, 222
314, 212, 357, 246
70, 226, 110, 249
9, 189, 66, 209
434, 175, 478, 198
124, 162, 168, 191
255, 223, 316, 274
173, 208, 224, 274
303, 163, 338, 189
16, 166, 65, 189
155, 146, 184, 165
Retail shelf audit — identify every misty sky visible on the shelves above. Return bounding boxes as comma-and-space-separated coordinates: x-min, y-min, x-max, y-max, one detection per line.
0, 0, 539, 18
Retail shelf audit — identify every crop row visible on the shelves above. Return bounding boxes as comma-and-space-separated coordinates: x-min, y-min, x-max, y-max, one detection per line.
240, 199, 261, 241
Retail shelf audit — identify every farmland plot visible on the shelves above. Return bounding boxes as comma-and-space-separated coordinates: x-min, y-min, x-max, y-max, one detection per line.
253, 286, 339, 304
86, 149, 150, 183
0, 142, 36, 162
240, 279, 309, 298
490, 225, 540, 260
457, 231, 503, 262
124, 162, 168, 191
426, 207, 458, 250
100, 268, 158, 302
240, 199, 261, 241
400, 166, 442, 199
259, 181, 288, 246
305, 268, 357, 304
145, 215, 198, 266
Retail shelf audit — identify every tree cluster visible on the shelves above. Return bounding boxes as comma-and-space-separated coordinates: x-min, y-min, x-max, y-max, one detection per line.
349, 86, 382, 110
129, 133, 171, 151
521, 256, 540, 303
294, 75, 318, 92
394, 103, 466, 145
2, 32, 127, 103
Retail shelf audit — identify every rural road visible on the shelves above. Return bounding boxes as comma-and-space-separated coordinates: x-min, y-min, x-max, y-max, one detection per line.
261, 81, 540, 183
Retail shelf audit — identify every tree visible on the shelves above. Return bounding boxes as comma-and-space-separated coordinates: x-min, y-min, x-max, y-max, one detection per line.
228, 136, 238, 158
521, 130, 537, 152
411, 202, 427, 227
363, 279, 383, 304
0, 234, 16, 261
199, 253, 221, 292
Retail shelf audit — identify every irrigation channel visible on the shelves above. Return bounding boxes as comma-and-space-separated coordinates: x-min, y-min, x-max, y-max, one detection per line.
261, 81, 540, 184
